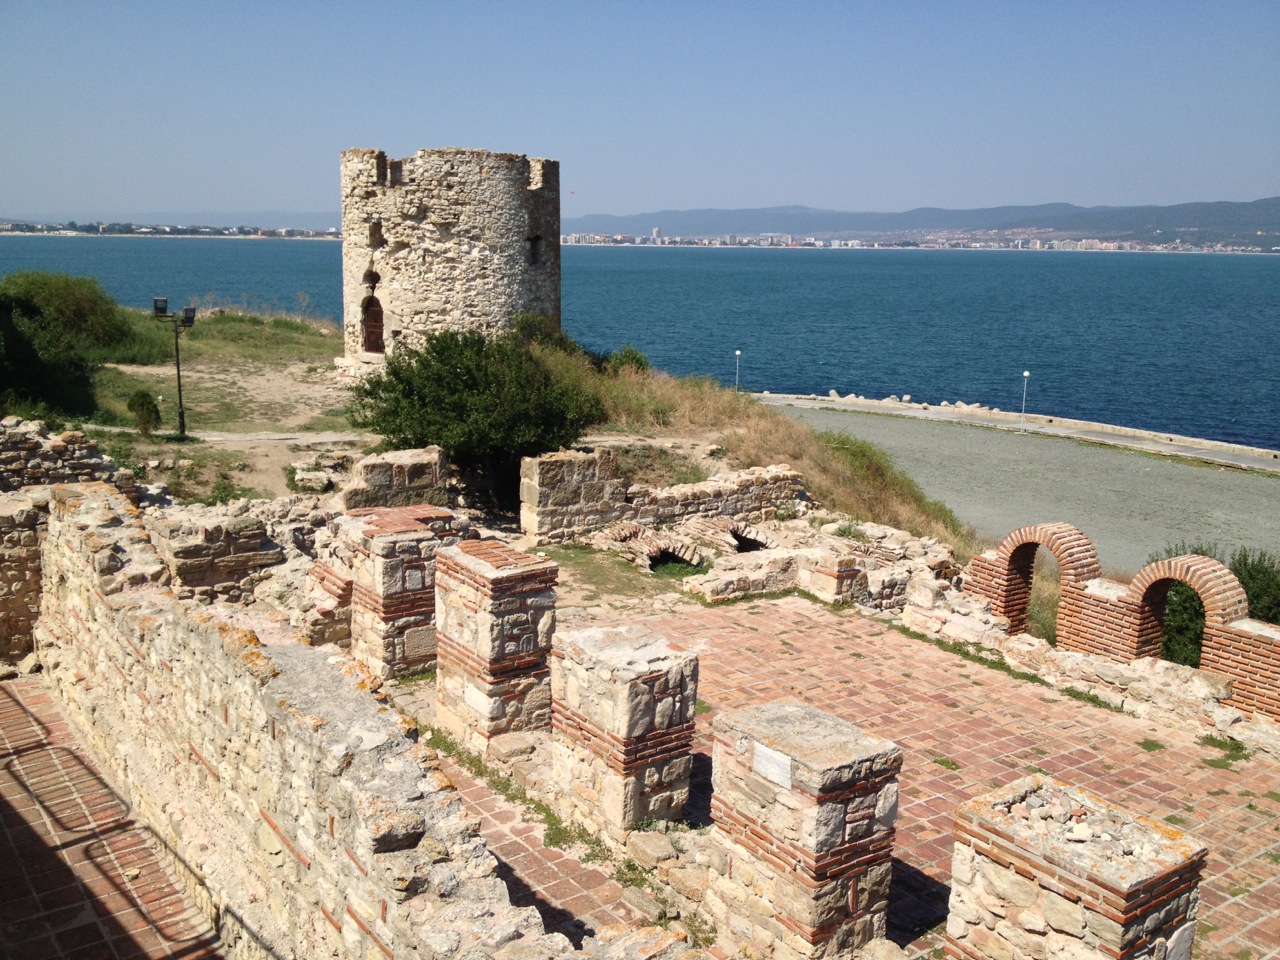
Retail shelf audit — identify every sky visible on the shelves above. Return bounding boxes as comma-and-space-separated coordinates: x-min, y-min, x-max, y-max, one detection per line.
2, 1, 1278, 223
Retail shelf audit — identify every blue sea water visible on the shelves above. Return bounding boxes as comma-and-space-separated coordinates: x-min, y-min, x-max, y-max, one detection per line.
2, 236, 1277, 449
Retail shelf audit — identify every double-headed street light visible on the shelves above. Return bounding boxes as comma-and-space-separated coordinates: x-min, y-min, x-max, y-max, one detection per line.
154, 298, 197, 437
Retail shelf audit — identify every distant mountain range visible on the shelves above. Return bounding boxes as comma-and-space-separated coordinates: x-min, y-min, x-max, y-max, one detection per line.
563, 197, 1280, 244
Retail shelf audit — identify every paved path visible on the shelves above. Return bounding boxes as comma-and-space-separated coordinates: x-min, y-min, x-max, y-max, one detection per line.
776, 403, 1280, 573
0, 678, 221, 960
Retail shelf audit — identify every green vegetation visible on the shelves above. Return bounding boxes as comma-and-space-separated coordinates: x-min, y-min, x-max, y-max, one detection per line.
1150, 542, 1280, 668
614, 445, 709, 487
1138, 739, 1166, 752
126, 389, 161, 437
1198, 733, 1252, 770
931, 756, 960, 771
0, 270, 125, 417
348, 330, 602, 498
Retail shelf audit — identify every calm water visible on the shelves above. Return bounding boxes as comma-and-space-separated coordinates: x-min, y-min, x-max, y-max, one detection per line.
3, 236, 1277, 448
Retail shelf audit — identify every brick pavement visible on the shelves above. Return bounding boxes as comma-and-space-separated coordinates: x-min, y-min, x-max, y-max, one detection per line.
0, 678, 221, 960
640, 595, 1280, 960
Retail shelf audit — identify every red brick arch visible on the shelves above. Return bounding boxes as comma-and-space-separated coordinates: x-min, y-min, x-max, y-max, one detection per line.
966, 523, 1100, 634
1120, 555, 1250, 660
1124, 556, 1249, 625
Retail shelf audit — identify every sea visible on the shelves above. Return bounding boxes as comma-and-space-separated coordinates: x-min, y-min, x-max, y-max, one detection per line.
2, 236, 1277, 450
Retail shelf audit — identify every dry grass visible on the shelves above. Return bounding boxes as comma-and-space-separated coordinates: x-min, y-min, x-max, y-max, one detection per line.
537, 345, 976, 553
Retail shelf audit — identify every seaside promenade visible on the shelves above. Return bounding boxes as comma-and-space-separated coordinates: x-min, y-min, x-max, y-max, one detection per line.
767, 395, 1280, 573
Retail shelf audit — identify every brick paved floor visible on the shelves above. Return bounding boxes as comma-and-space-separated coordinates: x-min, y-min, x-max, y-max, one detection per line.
638, 596, 1280, 960
0, 678, 221, 960
438, 756, 641, 945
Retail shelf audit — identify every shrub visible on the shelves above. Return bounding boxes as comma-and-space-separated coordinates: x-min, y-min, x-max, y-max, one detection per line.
0, 270, 126, 416
348, 331, 604, 498
1150, 542, 1280, 667
126, 389, 162, 438
606, 343, 651, 374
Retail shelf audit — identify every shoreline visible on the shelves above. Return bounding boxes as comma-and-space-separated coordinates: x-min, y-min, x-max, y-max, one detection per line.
757, 392, 1280, 477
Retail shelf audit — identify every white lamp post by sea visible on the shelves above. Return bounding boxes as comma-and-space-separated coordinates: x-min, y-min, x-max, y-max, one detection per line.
1021, 370, 1030, 434
735, 349, 742, 390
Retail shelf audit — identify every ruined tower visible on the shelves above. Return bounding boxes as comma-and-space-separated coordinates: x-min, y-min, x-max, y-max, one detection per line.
338, 147, 560, 372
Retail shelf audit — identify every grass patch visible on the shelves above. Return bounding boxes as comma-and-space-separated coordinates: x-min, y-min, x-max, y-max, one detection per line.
613, 858, 650, 888
1060, 686, 1123, 713
1138, 739, 1166, 752
395, 667, 437, 685
542, 545, 679, 602
1163, 814, 1187, 826
614, 444, 710, 487
651, 558, 709, 579
695, 699, 713, 716
1198, 734, 1252, 770
890, 623, 1050, 687
932, 756, 961, 771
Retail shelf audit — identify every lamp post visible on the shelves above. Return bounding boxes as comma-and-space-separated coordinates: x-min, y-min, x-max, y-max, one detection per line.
1020, 370, 1030, 434
735, 349, 742, 390
154, 298, 197, 437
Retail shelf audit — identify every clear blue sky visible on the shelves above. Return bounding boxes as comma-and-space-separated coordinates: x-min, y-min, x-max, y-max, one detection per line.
3, 1, 1277, 223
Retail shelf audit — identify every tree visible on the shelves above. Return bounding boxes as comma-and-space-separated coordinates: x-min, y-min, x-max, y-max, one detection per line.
348, 331, 604, 497
126, 389, 162, 438
0, 271, 125, 417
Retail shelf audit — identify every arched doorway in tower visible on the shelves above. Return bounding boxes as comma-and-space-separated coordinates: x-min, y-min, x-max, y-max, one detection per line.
360, 270, 384, 354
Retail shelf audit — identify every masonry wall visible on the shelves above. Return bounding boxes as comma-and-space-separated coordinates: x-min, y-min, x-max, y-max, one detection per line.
520, 449, 805, 544
28, 482, 702, 960
0, 416, 136, 499
0, 492, 45, 665
340, 147, 560, 363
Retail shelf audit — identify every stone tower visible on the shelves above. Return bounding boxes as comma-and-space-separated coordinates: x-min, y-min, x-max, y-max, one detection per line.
338, 147, 560, 372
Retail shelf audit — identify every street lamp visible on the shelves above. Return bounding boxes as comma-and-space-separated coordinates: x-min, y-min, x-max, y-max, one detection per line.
735, 349, 742, 390
154, 298, 197, 437
1020, 370, 1030, 434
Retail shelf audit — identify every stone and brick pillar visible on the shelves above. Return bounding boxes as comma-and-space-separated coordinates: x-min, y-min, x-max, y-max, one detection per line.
549, 625, 698, 841
433, 539, 558, 752
707, 698, 902, 957
946, 774, 1206, 960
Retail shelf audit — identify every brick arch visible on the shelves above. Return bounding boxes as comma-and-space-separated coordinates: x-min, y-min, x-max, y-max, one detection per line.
1125, 555, 1249, 625
994, 523, 1102, 584
966, 523, 1100, 635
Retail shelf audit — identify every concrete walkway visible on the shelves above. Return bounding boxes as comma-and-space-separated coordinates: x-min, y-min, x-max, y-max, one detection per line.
0, 678, 221, 960
773, 401, 1280, 573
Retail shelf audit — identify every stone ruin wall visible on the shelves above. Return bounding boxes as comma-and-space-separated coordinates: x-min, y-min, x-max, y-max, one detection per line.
0, 417, 139, 667
520, 448, 805, 544
25, 481, 697, 960
340, 147, 560, 366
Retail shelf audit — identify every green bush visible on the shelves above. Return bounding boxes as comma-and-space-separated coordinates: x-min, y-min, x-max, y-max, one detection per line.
606, 343, 651, 374
348, 331, 604, 498
126, 389, 161, 438
0, 270, 126, 416
1150, 542, 1280, 667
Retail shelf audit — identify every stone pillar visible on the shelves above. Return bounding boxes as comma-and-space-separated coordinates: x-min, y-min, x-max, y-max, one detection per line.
0, 493, 45, 667
707, 698, 902, 958
434, 539, 557, 752
549, 625, 698, 841
946, 775, 1206, 960
310, 504, 471, 676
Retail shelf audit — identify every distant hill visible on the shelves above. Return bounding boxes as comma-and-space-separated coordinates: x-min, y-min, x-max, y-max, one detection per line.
563, 197, 1280, 245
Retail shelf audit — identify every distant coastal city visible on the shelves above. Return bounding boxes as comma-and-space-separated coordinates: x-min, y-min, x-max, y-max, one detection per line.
560, 228, 1273, 253
3, 218, 1273, 255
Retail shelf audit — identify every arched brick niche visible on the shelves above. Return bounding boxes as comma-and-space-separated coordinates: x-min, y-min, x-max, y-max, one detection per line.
967, 527, 1280, 721
966, 522, 1101, 635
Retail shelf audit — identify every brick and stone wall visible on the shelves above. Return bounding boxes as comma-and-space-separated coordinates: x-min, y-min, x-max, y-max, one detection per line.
339, 147, 560, 369
549, 625, 698, 841
520, 448, 805, 544
964, 522, 1280, 722
0, 491, 45, 665
946, 775, 1205, 960
0, 416, 136, 500
339, 447, 452, 510
307, 503, 475, 677
707, 698, 902, 958
149, 510, 284, 602
26, 481, 699, 960
434, 539, 558, 751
